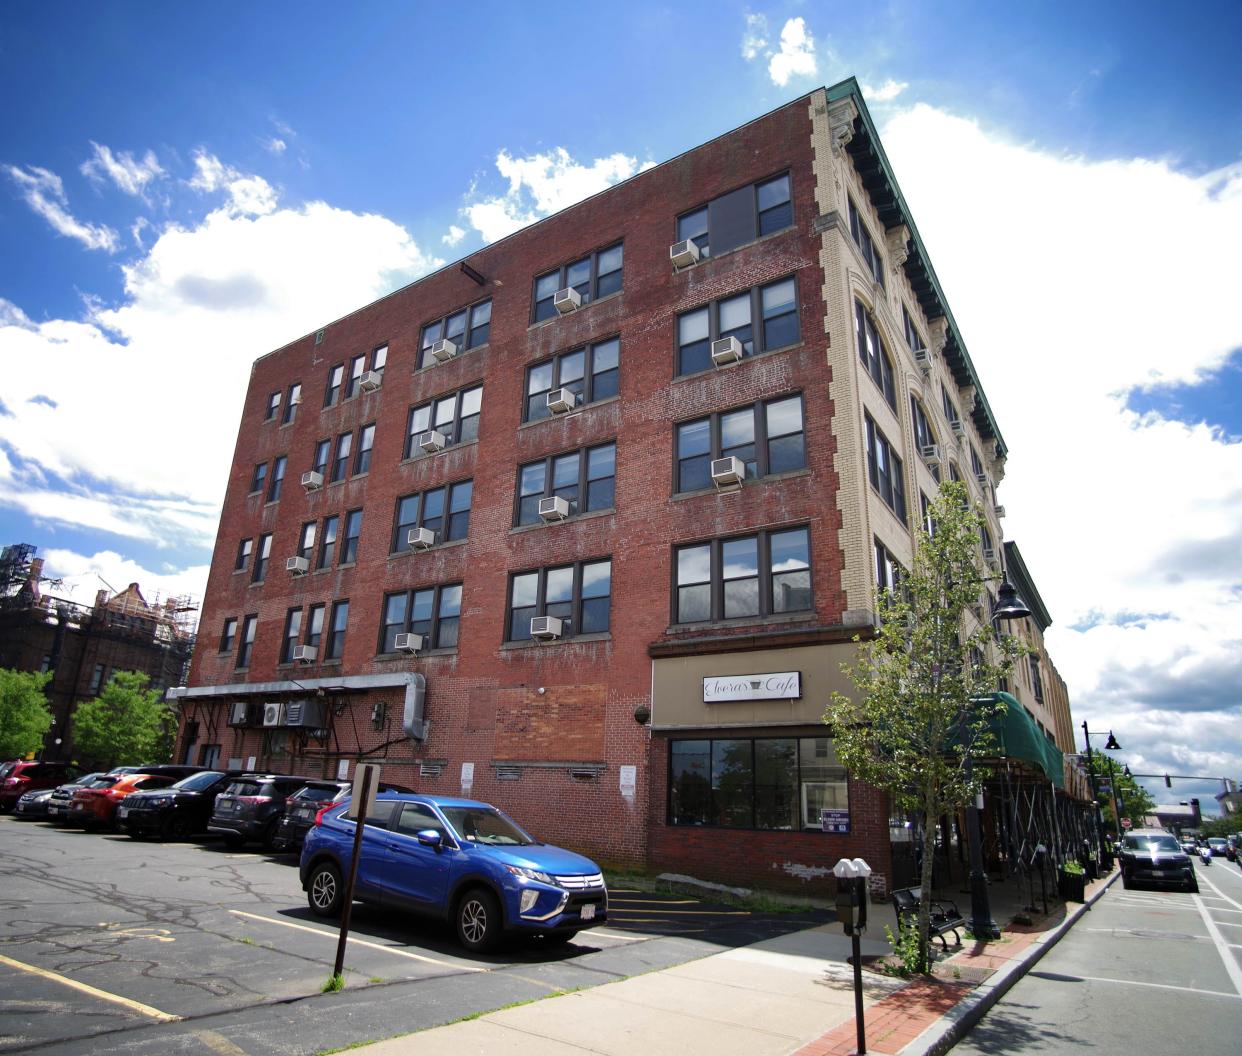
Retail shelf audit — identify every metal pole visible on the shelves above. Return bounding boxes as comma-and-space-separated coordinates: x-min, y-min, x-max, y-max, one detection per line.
964, 754, 1001, 938
852, 922, 866, 1055
1081, 721, 1107, 875
333, 766, 374, 980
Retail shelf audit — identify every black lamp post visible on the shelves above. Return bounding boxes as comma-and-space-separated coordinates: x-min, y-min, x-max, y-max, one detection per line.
1081, 724, 1121, 871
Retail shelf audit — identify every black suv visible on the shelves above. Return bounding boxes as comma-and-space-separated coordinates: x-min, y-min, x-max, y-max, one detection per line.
117, 770, 241, 840
1120, 828, 1197, 892
208, 775, 330, 850
272, 779, 413, 852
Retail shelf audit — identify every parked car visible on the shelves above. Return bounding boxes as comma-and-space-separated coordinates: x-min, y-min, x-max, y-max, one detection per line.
13, 788, 56, 818
68, 773, 178, 829
1119, 828, 1198, 892
1227, 836, 1238, 862
207, 774, 312, 849
117, 770, 241, 840
1207, 837, 1229, 858
46, 773, 112, 821
300, 793, 608, 952
272, 779, 413, 852
107, 764, 207, 780
0, 761, 81, 812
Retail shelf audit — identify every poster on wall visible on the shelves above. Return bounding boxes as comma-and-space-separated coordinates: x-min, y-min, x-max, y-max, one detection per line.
460, 761, 474, 793
619, 765, 636, 798
821, 808, 850, 834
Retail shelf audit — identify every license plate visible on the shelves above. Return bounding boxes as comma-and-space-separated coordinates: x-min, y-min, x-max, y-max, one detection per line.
72, 803, 84, 811
580, 904, 596, 921
117, 806, 128, 818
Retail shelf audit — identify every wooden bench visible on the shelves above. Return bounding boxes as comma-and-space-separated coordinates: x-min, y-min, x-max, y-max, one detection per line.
891, 887, 966, 948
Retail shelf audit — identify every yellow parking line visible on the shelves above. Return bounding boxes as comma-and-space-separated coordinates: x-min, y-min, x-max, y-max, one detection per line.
607, 908, 749, 916
0, 952, 180, 1022
229, 911, 487, 972
196, 1030, 251, 1056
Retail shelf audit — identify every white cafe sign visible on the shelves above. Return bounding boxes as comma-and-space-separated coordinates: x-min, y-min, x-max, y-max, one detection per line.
703, 671, 801, 703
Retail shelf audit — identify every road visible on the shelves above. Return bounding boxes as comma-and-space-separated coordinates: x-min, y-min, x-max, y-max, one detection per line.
0, 815, 828, 1055
951, 856, 1242, 1054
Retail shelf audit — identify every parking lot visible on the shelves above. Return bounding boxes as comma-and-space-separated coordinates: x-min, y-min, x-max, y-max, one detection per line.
0, 816, 830, 1055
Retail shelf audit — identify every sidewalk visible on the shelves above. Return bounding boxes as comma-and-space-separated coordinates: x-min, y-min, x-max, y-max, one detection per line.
344, 869, 1117, 1056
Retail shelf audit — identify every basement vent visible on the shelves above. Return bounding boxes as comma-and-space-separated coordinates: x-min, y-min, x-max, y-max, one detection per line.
419, 763, 443, 778
569, 768, 599, 782
496, 766, 522, 781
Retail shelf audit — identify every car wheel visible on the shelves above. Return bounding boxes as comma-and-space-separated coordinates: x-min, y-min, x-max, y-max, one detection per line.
1121, 872, 1132, 889
128, 831, 148, 841
456, 888, 501, 953
307, 862, 344, 917
164, 814, 193, 841
260, 819, 281, 852
1187, 876, 1199, 894
221, 833, 245, 849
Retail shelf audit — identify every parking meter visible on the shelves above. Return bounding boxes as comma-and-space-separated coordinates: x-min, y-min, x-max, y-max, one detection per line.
835, 882, 857, 932
833, 858, 872, 1055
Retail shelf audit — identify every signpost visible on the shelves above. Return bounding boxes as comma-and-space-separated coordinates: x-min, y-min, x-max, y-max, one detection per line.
332, 763, 379, 982
834, 857, 872, 1055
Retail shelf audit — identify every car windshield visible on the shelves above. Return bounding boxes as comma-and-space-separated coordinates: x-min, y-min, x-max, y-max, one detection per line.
440, 806, 536, 846
172, 771, 224, 791
1127, 835, 1181, 853
223, 780, 265, 797
1209, 838, 1227, 847
0, 763, 14, 779
86, 775, 119, 788
291, 785, 343, 802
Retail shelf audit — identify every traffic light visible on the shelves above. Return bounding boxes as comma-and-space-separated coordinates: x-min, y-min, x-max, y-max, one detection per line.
1164, 774, 1172, 788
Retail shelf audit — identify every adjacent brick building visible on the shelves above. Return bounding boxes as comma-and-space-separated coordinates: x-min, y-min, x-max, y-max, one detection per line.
173, 80, 1067, 894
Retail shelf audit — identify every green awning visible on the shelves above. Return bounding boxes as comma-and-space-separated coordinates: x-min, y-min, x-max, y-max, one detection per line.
984, 692, 1065, 788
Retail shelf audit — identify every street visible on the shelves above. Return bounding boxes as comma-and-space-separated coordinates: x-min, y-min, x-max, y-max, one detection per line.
951, 859, 1242, 1054
0, 816, 828, 1055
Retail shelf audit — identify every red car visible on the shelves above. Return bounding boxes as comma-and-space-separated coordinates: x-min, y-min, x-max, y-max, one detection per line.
0, 761, 81, 812
69, 773, 177, 829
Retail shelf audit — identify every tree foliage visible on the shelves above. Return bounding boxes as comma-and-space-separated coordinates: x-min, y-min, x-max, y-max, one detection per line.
1087, 753, 1155, 833
824, 481, 1025, 972
71, 670, 172, 769
0, 668, 54, 759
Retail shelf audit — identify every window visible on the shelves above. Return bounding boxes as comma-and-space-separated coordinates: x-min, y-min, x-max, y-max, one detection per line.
252, 534, 272, 582
325, 601, 348, 661
970, 443, 986, 484
354, 424, 375, 475
1029, 656, 1045, 704
88, 663, 107, 694
875, 538, 902, 596
317, 515, 338, 569
676, 395, 805, 492
265, 392, 281, 421
941, 383, 960, 426
524, 337, 619, 422
920, 491, 936, 537
418, 300, 492, 368
380, 583, 462, 652
668, 735, 848, 830
507, 559, 612, 641
911, 397, 936, 455
345, 345, 386, 399
324, 363, 344, 407
297, 522, 316, 561
237, 615, 257, 668
980, 523, 994, 557
267, 455, 287, 502
306, 604, 325, 652
392, 481, 472, 551
404, 384, 482, 457
249, 462, 267, 494
330, 431, 352, 483
281, 608, 303, 664
532, 243, 623, 322
311, 439, 330, 478
902, 305, 925, 355
341, 510, 362, 564
676, 276, 799, 376
516, 443, 615, 525
674, 526, 810, 624
848, 197, 884, 286
864, 414, 906, 521
856, 301, 895, 409
235, 538, 253, 572
281, 383, 302, 425
676, 172, 793, 259
200, 744, 222, 769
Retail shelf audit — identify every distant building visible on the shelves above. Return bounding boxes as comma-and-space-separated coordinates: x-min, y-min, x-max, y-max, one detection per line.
1149, 800, 1201, 831
1216, 780, 1241, 816
0, 543, 197, 760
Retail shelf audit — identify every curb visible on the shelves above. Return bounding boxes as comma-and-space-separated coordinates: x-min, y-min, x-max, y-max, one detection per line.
896, 871, 1119, 1056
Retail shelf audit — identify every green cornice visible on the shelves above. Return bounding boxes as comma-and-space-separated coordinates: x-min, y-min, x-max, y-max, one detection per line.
1003, 541, 1053, 630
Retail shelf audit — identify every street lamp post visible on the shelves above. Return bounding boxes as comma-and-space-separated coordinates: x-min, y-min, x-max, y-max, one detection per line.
1081, 724, 1121, 872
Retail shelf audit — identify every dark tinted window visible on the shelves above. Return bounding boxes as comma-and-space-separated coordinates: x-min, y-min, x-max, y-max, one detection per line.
173, 771, 225, 791
224, 780, 263, 797
394, 802, 446, 837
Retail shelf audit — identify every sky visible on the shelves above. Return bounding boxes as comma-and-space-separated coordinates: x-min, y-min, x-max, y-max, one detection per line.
1, 2, 1239, 814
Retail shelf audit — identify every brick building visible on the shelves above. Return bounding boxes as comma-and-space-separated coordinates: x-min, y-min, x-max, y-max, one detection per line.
0, 544, 196, 760
173, 80, 1059, 894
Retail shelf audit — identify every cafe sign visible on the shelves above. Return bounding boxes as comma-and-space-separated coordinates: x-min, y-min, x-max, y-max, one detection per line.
703, 671, 801, 703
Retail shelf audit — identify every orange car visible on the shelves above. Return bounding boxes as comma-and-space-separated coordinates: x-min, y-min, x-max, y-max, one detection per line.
69, 773, 178, 829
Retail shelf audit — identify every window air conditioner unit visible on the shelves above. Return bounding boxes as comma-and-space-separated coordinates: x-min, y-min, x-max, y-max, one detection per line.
285, 700, 327, 728
710, 456, 745, 488
359, 370, 382, 392
228, 702, 249, 727
530, 615, 563, 640
711, 336, 743, 367
286, 556, 310, 576
669, 239, 700, 269
538, 496, 570, 522
419, 429, 447, 453
920, 444, 941, 468
407, 527, 436, 550
975, 472, 989, 487
301, 470, 323, 491
914, 347, 931, 365
994, 504, 1007, 518
430, 338, 458, 363
262, 702, 285, 728
951, 419, 966, 437
291, 645, 317, 664
394, 632, 424, 654
546, 388, 578, 414
553, 288, 581, 314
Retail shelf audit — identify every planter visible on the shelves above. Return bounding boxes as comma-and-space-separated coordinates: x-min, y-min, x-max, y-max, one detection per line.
1059, 872, 1086, 902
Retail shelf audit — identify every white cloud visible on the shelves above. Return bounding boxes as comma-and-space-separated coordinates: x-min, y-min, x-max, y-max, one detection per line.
263, 137, 287, 155
4, 164, 119, 251
864, 79, 908, 103
187, 151, 278, 216
464, 148, 649, 243
768, 17, 817, 88
39, 547, 210, 612
878, 103, 1242, 789
442, 223, 465, 247
741, 13, 768, 60
80, 142, 164, 197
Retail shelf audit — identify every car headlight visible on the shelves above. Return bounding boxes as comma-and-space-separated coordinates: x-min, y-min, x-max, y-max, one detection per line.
147, 796, 173, 807
504, 864, 555, 885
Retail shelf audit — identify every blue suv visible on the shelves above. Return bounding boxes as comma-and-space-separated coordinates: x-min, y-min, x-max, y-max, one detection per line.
299, 793, 607, 952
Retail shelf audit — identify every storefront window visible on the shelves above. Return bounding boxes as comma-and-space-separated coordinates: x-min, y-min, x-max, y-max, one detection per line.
712, 740, 754, 828
670, 741, 711, 825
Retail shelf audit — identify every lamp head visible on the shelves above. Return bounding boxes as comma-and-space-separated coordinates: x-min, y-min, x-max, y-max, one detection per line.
1104, 732, 1121, 751
992, 579, 1031, 622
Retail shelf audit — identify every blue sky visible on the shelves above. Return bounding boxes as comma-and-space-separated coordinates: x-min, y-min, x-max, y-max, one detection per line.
2, 1, 1240, 811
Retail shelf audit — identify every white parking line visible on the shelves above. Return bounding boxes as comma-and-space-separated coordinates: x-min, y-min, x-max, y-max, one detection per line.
587, 928, 649, 942
1192, 895, 1242, 997
228, 911, 487, 972
1198, 874, 1242, 912
1065, 974, 1241, 1001
0, 952, 180, 1021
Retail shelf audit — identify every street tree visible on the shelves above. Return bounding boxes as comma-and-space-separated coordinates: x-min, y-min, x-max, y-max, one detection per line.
824, 480, 1024, 973
71, 670, 173, 769
1087, 754, 1155, 833
0, 668, 54, 760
